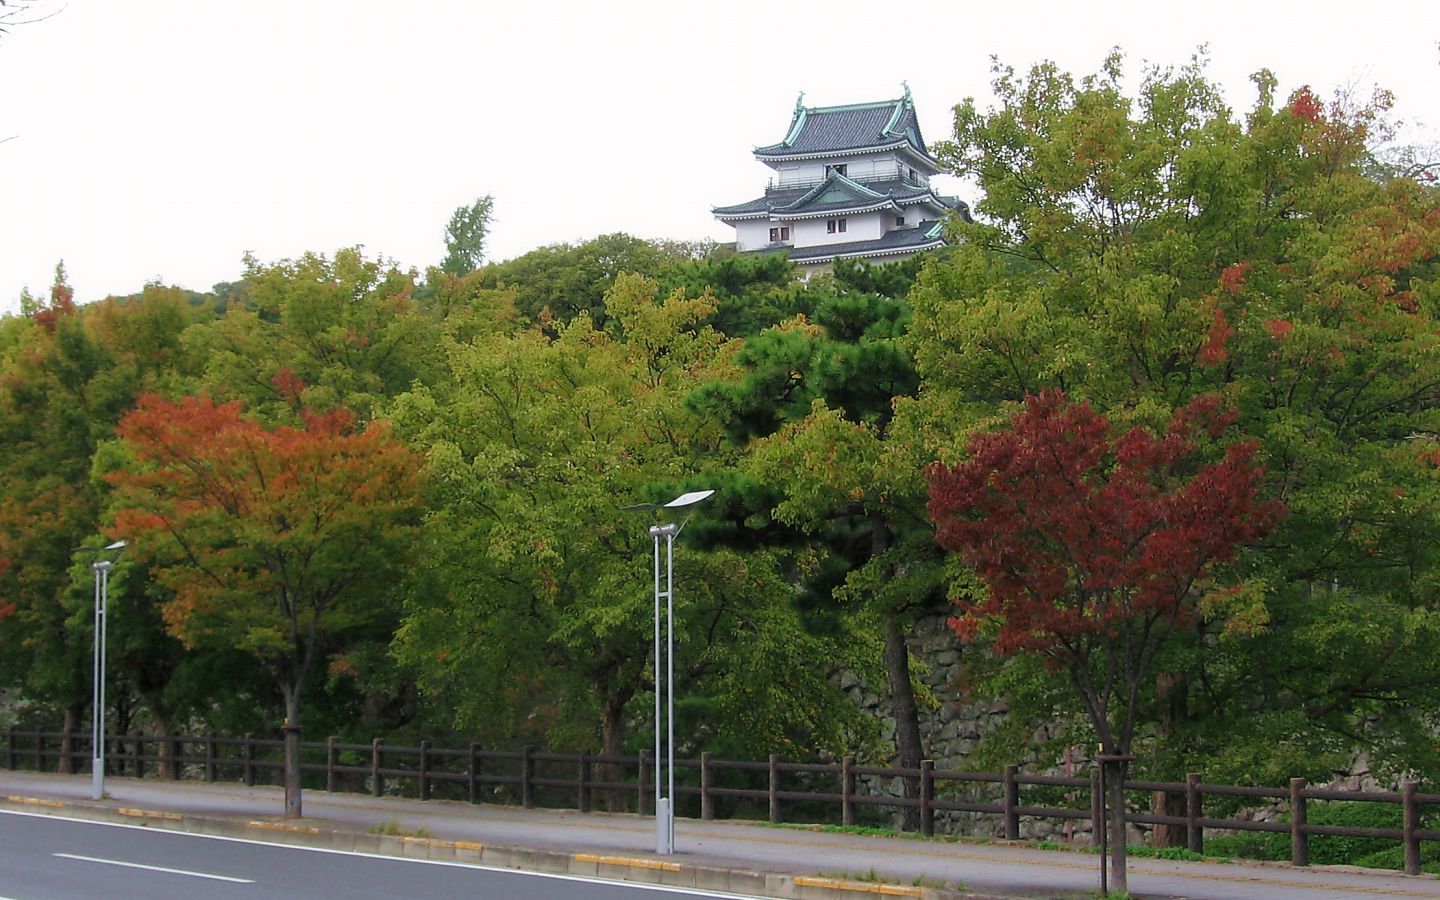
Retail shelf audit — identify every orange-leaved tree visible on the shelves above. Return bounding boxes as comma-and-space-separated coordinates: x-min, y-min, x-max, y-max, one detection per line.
108, 395, 423, 818
926, 390, 1282, 891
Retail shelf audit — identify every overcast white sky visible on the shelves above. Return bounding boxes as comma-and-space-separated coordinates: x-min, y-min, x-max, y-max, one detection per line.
1, 1, 1435, 314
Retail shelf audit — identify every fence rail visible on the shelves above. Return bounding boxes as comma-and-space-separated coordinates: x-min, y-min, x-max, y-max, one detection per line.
4, 728, 1436, 875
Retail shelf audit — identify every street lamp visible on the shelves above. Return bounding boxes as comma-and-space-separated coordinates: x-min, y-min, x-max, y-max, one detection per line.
624, 489, 713, 855
79, 540, 126, 800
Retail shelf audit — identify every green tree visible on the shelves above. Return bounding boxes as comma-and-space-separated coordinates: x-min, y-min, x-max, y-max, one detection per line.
909, 53, 1440, 791
390, 274, 863, 774
656, 252, 802, 337
473, 233, 700, 326
689, 279, 945, 825
440, 195, 495, 276
189, 248, 442, 422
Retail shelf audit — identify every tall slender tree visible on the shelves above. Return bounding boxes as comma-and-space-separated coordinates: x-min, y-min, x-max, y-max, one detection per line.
440, 195, 495, 276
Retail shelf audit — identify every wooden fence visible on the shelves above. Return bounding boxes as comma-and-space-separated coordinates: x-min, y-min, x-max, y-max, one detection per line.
5, 728, 1438, 875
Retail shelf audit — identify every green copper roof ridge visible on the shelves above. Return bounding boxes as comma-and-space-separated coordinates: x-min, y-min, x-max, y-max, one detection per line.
781, 106, 807, 148
832, 172, 887, 199
782, 173, 845, 210
801, 98, 902, 115
882, 93, 909, 137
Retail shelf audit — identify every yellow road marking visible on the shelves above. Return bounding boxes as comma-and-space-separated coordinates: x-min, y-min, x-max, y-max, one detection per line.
794, 876, 924, 896
116, 808, 181, 820
573, 853, 682, 872
245, 820, 320, 834
4, 795, 63, 807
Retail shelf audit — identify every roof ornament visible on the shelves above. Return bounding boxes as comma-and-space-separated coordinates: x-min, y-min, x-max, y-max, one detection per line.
794, 91, 805, 115
901, 80, 911, 102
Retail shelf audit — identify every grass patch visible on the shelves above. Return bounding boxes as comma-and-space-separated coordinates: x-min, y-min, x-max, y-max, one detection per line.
818, 869, 965, 891
367, 817, 433, 838
1127, 844, 1207, 862
1203, 802, 1440, 872
773, 821, 961, 842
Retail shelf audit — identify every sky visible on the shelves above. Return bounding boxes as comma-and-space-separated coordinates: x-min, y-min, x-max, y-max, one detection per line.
1, 0, 1436, 315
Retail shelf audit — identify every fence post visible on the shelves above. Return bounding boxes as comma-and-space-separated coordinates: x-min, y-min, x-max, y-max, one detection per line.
1090, 767, 1104, 848
1290, 777, 1308, 867
6, 728, 15, 770
521, 745, 535, 809
842, 755, 856, 827
371, 738, 383, 797
168, 734, 182, 780
468, 743, 481, 804
637, 750, 650, 815
35, 732, 44, 771
768, 754, 781, 824
325, 737, 337, 792
700, 752, 714, 820
131, 732, 143, 779
242, 733, 254, 787
1403, 780, 1420, 876
920, 760, 935, 837
419, 740, 432, 801
1186, 773, 1203, 853
59, 729, 72, 775
578, 749, 591, 813
205, 734, 217, 783
1003, 764, 1020, 840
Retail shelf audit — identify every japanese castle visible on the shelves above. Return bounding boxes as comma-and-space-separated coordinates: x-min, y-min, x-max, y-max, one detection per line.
713, 86, 967, 274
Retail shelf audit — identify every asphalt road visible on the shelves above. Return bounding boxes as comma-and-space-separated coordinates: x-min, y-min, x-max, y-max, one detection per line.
0, 811, 758, 900
3, 771, 1439, 899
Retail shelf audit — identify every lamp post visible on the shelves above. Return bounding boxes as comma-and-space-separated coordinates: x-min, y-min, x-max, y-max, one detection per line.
83, 540, 126, 800
625, 489, 713, 855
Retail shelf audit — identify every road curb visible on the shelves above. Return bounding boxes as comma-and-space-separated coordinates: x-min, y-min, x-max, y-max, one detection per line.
0, 793, 1004, 899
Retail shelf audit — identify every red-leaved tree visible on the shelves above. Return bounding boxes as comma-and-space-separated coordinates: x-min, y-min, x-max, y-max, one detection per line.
0, 557, 13, 620
926, 390, 1282, 890
108, 395, 423, 819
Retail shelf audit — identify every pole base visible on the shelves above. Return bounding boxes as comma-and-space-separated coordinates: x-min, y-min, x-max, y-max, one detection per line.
656, 798, 674, 855
91, 760, 104, 801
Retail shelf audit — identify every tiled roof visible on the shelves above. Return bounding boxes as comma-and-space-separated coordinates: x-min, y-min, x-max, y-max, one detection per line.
785, 224, 949, 263
714, 175, 957, 220
754, 92, 933, 162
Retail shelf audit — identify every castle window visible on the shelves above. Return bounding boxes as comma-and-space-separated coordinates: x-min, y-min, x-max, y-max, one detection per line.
826, 164, 848, 177
827, 218, 847, 234
769, 226, 790, 242
896, 216, 905, 226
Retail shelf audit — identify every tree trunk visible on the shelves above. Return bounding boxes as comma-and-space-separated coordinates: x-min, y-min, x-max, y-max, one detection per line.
883, 614, 924, 831
1150, 669, 1189, 847
59, 705, 80, 774
147, 704, 175, 780
282, 690, 303, 819
599, 689, 629, 812
1106, 757, 1129, 895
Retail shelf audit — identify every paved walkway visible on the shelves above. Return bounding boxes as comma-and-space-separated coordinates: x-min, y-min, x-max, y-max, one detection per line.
2, 770, 1437, 899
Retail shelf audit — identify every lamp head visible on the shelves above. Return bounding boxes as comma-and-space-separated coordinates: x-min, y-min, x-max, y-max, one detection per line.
663, 490, 714, 509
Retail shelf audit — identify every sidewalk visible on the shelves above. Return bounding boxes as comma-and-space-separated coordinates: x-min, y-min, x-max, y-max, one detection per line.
2, 770, 1437, 899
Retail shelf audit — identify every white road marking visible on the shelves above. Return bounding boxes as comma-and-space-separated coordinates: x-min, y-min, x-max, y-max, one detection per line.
3, 811, 761, 899
53, 852, 255, 883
